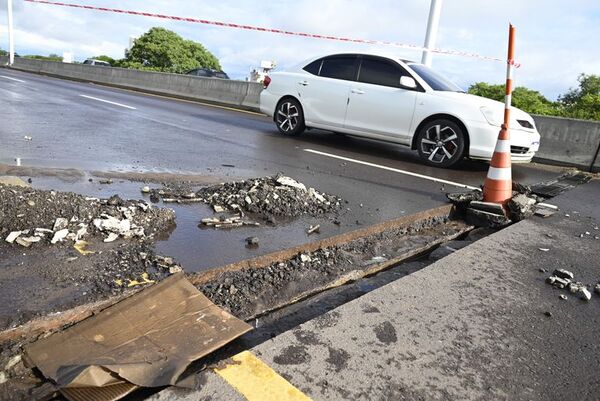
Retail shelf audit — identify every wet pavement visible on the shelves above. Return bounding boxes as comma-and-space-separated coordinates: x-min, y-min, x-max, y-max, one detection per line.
0, 68, 572, 271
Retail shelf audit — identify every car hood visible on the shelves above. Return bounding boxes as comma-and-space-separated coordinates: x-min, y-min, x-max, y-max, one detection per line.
431, 91, 534, 123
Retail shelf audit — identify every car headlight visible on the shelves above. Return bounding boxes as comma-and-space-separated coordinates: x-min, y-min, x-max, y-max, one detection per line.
480, 106, 502, 127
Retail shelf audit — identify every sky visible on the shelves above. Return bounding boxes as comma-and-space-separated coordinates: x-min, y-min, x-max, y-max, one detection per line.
1, 0, 599, 100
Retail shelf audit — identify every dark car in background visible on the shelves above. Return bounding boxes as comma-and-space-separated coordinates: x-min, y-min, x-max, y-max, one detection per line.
186, 68, 230, 79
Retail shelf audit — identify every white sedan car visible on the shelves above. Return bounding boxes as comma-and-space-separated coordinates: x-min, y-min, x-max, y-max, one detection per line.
260, 52, 541, 168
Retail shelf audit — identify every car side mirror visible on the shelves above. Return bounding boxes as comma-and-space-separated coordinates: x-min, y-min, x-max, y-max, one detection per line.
399, 76, 417, 89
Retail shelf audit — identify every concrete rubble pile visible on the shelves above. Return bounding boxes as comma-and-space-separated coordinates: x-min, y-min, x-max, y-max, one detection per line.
446, 183, 556, 228
145, 175, 342, 222
545, 268, 599, 301
1, 185, 175, 248
197, 175, 341, 220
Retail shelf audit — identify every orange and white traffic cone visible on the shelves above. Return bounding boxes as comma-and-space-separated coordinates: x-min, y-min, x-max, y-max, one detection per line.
483, 23, 517, 207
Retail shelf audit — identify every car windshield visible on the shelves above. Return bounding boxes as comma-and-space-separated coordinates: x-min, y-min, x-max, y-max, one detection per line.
408, 63, 464, 92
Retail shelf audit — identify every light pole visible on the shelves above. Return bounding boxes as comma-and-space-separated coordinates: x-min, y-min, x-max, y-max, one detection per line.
7, 0, 15, 65
421, 0, 443, 67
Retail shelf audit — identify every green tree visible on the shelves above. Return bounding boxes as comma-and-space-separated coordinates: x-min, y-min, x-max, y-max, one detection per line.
0, 49, 7, 56
558, 74, 600, 121
23, 54, 63, 62
468, 82, 558, 115
122, 27, 220, 73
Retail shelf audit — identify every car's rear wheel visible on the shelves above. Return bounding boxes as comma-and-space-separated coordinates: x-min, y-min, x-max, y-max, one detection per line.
275, 98, 305, 136
416, 119, 466, 168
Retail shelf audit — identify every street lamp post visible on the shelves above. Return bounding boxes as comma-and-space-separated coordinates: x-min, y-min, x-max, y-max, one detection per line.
421, 0, 443, 67
7, 0, 15, 65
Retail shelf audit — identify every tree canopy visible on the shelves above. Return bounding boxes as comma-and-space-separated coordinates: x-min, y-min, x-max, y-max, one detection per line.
119, 27, 220, 73
468, 74, 600, 122
558, 74, 600, 121
0, 49, 6, 56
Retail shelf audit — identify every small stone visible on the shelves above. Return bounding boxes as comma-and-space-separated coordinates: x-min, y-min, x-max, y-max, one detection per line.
51, 229, 69, 244
538, 268, 547, 273
307, 224, 321, 234
229, 285, 238, 295
0, 371, 6, 384
103, 233, 119, 243
53, 217, 68, 231
5, 354, 21, 371
139, 252, 148, 260
544, 311, 553, 317
141, 186, 151, 193
169, 265, 183, 274
245, 195, 252, 205
213, 205, 225, 213
300, 254, 311, 263
27, 200, 35, 207
578, 288, 592, 301
245, 236, 259, 246
545, 276, 556, 285
99, 179, 113, 184
594, 284, 600, 295
107, 194, 123, 206
553, 269, 574, 280
538, 248, 550, 252
5, 231, 22, 243
15, 237, 32, 247
559, 294, 567, 300
16, 236, 41, 247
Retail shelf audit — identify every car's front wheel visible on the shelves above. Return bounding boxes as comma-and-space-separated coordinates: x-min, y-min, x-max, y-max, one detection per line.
416, 119, 466, 168
275, 98, 305, 136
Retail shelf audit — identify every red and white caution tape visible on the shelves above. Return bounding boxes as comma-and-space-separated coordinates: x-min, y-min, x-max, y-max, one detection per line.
24, 0, 520, 67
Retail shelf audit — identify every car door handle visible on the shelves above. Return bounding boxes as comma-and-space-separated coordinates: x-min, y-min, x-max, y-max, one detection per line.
298, 81, 309, 86
351, 88, 364, 94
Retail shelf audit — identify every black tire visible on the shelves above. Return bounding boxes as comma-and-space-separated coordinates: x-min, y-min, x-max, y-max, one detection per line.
416, 119, 466, 168
275, 98, 305, 136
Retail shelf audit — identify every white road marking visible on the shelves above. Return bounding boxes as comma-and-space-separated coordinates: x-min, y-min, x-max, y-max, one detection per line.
79, 94, 137, 110
0, 75, 26, 83
304, 148, 481, 191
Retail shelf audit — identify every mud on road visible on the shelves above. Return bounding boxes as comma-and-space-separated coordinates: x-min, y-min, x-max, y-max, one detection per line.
0, 184, 177, 331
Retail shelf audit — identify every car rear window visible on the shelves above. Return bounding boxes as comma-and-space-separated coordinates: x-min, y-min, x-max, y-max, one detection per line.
303, 59, 322, 75
358, 57, 407, 88
319, 56, 357, 81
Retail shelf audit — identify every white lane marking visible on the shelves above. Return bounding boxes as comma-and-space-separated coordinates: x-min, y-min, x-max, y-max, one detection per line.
79, 94, 137, 110
304, 148, 481, 191
0, 75, 26, 83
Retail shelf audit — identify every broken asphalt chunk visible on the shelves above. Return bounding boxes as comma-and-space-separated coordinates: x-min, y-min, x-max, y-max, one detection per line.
5, 231, 22, 243
465, 208, 510, 228
553, 269, 574, 280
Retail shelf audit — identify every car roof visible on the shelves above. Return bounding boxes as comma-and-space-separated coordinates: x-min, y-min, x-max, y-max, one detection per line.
305, 51, 416, 65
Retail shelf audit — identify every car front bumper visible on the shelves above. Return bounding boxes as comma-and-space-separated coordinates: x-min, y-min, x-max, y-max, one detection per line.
467, 120, 541, 163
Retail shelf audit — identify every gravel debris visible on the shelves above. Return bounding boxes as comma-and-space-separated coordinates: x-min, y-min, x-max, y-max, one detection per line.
148, 175, 342, 221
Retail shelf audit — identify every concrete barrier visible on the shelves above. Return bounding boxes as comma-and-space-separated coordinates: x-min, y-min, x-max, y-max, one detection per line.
532, 115, 600, 172
0, 56, 262, 111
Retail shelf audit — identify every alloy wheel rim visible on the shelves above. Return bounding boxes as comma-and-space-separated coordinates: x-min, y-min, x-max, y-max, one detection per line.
276, 102, 299, 132
420, 124, 459, 164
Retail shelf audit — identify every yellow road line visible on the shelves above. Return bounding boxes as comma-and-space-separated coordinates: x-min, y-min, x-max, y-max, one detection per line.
214, 351, 312, 401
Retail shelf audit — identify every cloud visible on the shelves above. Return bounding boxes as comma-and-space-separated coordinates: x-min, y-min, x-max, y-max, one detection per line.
1, 0, 598, 99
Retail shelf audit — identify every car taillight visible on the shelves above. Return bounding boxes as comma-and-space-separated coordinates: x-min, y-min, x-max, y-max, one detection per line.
263, 76, 271, 88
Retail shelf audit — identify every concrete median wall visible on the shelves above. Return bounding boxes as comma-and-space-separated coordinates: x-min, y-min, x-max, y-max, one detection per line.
0, 56, 262, 111
532, 115, 600, 172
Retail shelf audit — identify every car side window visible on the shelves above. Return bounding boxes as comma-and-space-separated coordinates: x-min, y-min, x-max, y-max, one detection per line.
319, 56, 358, 81
303, 59, 322, 75
358, 57, 408, 88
